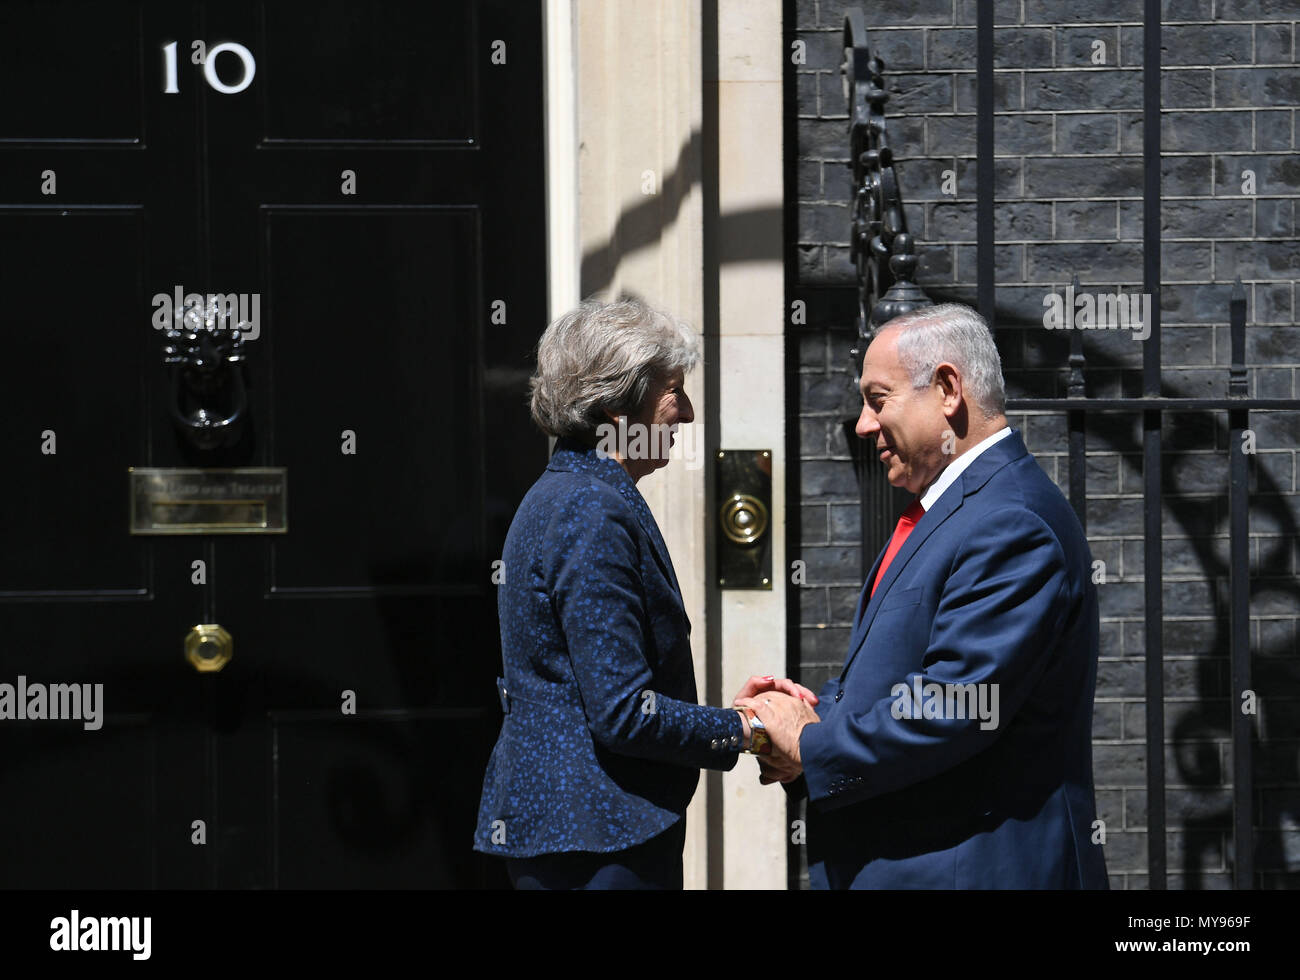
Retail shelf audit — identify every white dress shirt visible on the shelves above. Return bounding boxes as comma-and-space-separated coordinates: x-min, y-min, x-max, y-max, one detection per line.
918, 426, 1012, 512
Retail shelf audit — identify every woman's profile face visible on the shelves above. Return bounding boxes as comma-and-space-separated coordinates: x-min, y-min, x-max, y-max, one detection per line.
619, 371, 693, 481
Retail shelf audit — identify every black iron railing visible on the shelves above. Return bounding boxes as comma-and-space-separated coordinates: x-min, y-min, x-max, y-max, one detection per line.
841, 8, 932, 574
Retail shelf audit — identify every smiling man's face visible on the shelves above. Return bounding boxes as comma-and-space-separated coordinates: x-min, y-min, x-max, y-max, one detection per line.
855, 326, 951, 495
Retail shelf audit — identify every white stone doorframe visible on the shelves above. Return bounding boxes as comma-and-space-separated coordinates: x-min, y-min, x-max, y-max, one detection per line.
543, 0, 787, 890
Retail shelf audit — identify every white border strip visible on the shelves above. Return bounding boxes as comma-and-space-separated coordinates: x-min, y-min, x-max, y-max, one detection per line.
544, 0, 580, 321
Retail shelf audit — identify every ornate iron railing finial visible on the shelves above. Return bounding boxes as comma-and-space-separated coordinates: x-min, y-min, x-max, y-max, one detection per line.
843, 9, 932, 376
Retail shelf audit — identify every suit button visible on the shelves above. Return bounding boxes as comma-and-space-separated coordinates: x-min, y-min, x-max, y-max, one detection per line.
710, 739, 720, 750
729, 735, 740, 749
834, 690, 843, 702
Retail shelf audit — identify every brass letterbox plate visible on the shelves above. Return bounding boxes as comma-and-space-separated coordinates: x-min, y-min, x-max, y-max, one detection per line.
128, 467, 287, 534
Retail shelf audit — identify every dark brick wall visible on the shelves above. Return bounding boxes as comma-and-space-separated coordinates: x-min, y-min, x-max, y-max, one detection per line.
789, 0, 1300, 888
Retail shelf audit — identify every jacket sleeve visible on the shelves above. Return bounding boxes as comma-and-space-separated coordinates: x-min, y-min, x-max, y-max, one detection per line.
547, 488, 743, 772
799, 506, 1075, 810
779, 674, 841, 802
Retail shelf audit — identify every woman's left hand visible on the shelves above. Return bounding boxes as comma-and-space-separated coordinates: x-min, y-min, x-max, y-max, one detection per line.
733, 674, 820, 706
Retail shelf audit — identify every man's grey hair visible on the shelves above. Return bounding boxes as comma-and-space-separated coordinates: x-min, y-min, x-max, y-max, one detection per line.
881, 303, 1006, 419
530, 296, 700, 440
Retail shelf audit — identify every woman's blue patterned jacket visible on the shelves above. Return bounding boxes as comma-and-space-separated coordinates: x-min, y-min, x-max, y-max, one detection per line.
474, 437, 746, 857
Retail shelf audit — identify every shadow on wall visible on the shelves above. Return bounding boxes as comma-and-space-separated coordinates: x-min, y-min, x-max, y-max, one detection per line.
579, 128, 785, 296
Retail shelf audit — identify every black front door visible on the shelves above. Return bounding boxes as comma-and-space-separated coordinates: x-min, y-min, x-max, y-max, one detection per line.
0, 0, 546, 888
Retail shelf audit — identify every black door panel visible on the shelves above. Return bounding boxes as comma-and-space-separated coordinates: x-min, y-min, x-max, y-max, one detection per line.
0, 0, 544, 889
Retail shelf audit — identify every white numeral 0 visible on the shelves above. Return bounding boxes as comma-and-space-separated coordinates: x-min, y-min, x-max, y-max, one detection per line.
163, 40, 256, 95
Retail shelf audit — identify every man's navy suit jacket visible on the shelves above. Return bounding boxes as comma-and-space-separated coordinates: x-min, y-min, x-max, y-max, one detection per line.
797, 429, 1109, 889
474, 438, 743, 858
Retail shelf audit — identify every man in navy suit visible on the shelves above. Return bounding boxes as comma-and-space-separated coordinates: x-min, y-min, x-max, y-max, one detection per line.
740, 303, 1108, 889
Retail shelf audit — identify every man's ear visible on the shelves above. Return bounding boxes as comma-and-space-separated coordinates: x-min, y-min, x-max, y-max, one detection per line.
934, 363, 963, 416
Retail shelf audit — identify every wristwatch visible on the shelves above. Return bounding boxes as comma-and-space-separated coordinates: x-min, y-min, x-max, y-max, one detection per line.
737, 706, 771, 756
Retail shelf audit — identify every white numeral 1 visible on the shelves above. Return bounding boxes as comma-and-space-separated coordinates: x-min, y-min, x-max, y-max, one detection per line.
163, 41, 179, 94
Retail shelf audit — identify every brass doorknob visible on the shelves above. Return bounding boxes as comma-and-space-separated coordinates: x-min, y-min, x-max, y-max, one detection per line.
185, 624, 233, 672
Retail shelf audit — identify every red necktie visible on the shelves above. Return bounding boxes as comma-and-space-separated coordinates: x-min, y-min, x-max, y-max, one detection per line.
871, 499, 925, 597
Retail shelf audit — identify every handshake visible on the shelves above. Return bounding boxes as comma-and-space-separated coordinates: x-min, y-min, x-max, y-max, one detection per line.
731, 675, 822, 785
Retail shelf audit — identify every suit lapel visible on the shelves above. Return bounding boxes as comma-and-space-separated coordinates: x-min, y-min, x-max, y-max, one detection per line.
847, 548, 887, 648
547, 439, 687, 605
838, 429, 1031, 679
616, 483, 685, 601
839, 489, 962, 677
